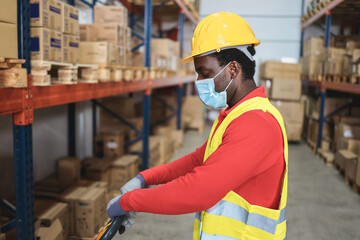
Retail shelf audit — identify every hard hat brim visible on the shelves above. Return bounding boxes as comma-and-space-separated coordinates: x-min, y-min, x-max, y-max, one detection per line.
180, 55, 194, 63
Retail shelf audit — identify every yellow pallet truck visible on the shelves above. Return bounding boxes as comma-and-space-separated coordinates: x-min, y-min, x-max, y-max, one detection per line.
96, 216, 125, 240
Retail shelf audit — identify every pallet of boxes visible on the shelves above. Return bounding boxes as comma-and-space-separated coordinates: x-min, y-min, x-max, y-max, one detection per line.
30, 0, 80, 85
0, 0, 27, 88
260, 61, 304, 142
333, 112, 360, 192
79, 5, 141, 83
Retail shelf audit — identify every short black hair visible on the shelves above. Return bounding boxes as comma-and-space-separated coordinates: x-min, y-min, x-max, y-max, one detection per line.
209, 45, 256, 80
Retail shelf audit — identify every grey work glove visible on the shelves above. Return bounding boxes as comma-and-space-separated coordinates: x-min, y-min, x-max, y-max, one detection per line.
120, 174, 146, 230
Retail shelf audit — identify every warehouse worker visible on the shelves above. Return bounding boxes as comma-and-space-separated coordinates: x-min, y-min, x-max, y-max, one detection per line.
107, 12, 288, 240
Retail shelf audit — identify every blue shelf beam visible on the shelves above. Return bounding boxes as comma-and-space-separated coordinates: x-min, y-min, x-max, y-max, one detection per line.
325, 11, 331, 48
179, 10, 185, 59
177, 85, 183, 130
68, 103, 76, 156
13, 124, 34, 240
142, 93, 150, 170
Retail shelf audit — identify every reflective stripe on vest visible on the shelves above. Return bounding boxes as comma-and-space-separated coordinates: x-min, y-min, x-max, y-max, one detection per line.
193, 97, 288, 240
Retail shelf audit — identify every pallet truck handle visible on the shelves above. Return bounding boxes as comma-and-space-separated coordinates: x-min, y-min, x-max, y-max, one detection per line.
98, 215, 126, 240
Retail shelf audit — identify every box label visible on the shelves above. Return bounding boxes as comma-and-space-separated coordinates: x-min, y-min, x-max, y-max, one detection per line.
69, 42, 78, 48
70, 13, 78, 20
30, 3, 40, 18
31, 37, 40, 51
49, 5, 61, 14
51, 38, 61, 49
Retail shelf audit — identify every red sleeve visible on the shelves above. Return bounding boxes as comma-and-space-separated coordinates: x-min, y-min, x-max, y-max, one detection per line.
121, 111, 283, 214
139, 141, 207, 186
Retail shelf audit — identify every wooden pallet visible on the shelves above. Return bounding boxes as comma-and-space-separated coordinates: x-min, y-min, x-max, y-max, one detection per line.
77, 63, 99, 84
317, 149, 334, 167
323, 75, 349, 83
344, 175, 360, 193
333, 162, 345, 176
31, 60, 76, 86
0, 58, 27, 88
306, 139, 317, 152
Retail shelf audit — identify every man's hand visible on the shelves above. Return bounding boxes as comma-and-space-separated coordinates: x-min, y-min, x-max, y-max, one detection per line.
106, 195, 127, 220
120, 174, 146, 194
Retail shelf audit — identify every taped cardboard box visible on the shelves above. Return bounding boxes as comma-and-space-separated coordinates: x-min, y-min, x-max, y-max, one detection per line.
260, 61, 300, 80
0, 0, 17, 24
335, 124, 360, 152
30, 0, 50, 28
49, 0, 62, 32
80, 23, 126, 47
0, 22, 18, 59
31, 27, 50, 61
36, 219, 62, 240
171, 129, 184, 149
102, 131, 125, 159
128, 136, 160, 168
94, 5, 128, 26
50, 30, 62, 62
59, 186, 88, 237
38, 202, 70, 240
334, 150, 355, 170
75, 187, 106, 238
270, 100, 304, 122
344, 151, 358, 182
79, 42, 115, 65
62, 2, 79, 35
58, 156, 81, 187
63, 34, 79, 63
110, 155, 141, 190
339, 139, 360, 155
83, 158, 113, 184
303, 37, 324, 56
262, 79, 301, 101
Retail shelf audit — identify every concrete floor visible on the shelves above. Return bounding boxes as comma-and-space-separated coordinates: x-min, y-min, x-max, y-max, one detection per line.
115, 126, 360, 240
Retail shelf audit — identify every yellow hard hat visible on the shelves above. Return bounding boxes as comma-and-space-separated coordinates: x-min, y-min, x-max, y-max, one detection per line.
181, 12, 260, 63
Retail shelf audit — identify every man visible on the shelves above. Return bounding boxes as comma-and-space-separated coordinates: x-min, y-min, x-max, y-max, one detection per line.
107, 12, 288, 240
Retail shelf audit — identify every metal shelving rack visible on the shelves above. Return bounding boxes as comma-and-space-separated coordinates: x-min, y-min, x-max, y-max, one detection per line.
300, 0, 360, 149
0, 0, 198, 238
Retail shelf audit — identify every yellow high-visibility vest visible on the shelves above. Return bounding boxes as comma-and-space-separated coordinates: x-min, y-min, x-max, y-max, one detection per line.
193, 97, 288, 240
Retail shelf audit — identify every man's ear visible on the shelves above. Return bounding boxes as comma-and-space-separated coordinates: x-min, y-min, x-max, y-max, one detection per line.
229, 61, 242, 79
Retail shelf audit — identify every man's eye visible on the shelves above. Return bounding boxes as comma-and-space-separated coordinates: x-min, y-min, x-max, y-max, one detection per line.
203, 73, 210, 78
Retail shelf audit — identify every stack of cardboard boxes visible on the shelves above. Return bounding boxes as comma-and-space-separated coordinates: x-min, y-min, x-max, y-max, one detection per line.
30, 0, 80, 63
260, 61, 304, 141
300, 37, 360, 83
79, 5, 130, 66
0, 0, 18, 59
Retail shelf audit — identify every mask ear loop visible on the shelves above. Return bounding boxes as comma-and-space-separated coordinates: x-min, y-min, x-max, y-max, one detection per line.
224, 78, 233, 91
214, 62, 232, 79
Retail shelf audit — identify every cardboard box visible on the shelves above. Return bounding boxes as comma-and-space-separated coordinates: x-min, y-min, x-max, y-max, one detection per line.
30, 0, 50, 28
270, 100, 304, 122
75, 188, 106, 238
79, 42, 115, 65
62, 2, 79, 35
260, 61, 300, 80
84, 158, 113, 184
334, 150, 355, 170
110, 155, 141, 190
0, 0, 17, 24
262, 79, 301, 101
94, 5, 128, 26
31, 27, 50, 61
116, 45, 125, 65
171, 129, 184, 149
38, 202, 70, 240
63, 34, 79, 63
80, 24, 126, 47
125, 27, 131, 49
0, 22, 18, 59
103, 131, 125, 159
339, 139, 360, 155
58, 156, 81, 187
304, 37, 324, 56
182, 96, 205, 130
59, 186, 88, 237
50, 30, 62, 62
344, 151, 358, 182
49, 0, 62, 31
36, 219, 63, 240
129, 136, 160, 168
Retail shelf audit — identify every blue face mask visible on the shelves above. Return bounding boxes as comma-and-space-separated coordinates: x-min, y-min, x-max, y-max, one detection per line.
195, 62, 233, 109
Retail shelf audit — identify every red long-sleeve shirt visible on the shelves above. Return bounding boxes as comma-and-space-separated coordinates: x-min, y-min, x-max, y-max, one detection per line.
121, 86, 285, 214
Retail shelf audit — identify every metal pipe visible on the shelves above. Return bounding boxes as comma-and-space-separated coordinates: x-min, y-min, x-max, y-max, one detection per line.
178, 10, 185, 59
68, 103, 76, 156
317, 88, 326, 149
325, 10, 331, 48
177, 85, 183, 130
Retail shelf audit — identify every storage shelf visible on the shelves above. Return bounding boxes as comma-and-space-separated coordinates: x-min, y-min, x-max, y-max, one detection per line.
302, 80, 360, 95
0, 75, 195, 114
302, 0, 345, 28
0, 88, 26, 116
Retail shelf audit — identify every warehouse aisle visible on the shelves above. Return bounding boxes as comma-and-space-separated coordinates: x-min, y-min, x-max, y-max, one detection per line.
115, 127, 360, 240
